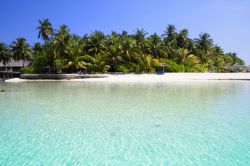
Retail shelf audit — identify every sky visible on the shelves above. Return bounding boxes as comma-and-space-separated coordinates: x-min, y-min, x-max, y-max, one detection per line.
0, 0, 250, 64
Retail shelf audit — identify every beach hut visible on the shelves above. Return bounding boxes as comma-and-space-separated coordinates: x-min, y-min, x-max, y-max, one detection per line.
246, 65, 250, 72
0, 60, 31, 72
0, 60, 31, 81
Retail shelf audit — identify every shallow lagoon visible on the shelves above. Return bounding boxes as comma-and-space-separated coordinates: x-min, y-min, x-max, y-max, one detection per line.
0, 81, 250, 165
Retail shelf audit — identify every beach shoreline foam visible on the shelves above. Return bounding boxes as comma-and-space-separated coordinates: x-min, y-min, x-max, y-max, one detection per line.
4, 73, 250, 83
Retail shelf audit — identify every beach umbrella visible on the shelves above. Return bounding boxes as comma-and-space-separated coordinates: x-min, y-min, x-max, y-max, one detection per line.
159, 63, 169, 73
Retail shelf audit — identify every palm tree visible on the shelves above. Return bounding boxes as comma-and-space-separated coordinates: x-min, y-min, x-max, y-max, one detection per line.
85, 31, 105, 55
56, 25, 70, 38
54, 25, 71, 47
212, 45, 224, 71
0, 43, 11, 67
120, 37, 138, 61
176, 48, 190, 64
106, 45, 123, 72
176, 29, 189, 48
147, 33, 163, 58
195, 33, 213, 52
163, 24, 177, 40
37, 19, 54, 43
53, 25, 71, 60
162, 24, 178, 55
121, 31, 128, 38
227, 52, 244, 66
64, 49, 87, 73
63, 36, 87, 73
10, 38, 32, 67
134, 28, 147, 45
81, 53, 110, 73
7, 20, 245, 74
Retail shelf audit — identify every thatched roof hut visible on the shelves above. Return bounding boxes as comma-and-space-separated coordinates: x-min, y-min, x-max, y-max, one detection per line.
0, 60, 31, 71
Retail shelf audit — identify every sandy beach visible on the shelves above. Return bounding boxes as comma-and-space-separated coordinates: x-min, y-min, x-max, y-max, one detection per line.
4, 73, 250, 83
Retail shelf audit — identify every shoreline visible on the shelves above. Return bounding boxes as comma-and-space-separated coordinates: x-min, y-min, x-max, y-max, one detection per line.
3, 73, 250, 83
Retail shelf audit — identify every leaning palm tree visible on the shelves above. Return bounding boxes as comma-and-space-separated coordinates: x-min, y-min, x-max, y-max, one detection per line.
37, 19, 54, 43
10, 38, 32, 67
0, 43, 11, 66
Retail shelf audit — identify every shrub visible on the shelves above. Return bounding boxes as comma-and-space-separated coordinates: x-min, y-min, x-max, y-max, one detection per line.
164, 59, 185, 72
20, 66, 35, 74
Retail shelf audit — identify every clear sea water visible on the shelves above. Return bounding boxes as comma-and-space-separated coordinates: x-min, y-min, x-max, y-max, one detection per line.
0, 81, 250, 165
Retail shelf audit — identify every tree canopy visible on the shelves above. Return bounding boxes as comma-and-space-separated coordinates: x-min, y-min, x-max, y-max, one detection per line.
0, 20, 246, 73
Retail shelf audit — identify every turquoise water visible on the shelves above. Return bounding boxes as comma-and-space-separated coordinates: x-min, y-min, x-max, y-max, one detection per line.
0, 81, 250, 165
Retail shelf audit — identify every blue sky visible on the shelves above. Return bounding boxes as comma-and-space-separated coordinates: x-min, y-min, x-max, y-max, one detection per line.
1, 0, 250, 64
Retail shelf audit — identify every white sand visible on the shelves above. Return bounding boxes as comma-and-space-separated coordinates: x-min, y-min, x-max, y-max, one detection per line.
4, 73, 250, 83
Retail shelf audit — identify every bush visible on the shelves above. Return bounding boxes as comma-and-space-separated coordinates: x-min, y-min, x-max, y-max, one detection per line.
185, 64, 208, 72
31, 49, 54, 73
164, 59, 185, 72
20, 66, 35, 74
55, 59, 65, 73
116, 62, 142, 73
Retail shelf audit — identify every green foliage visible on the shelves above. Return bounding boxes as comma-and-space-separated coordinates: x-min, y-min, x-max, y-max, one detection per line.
116, 62, 139, 73
20, 66, 35, 74
31, 49, 52, 73
164, 59, 185, 72
37, 19, 54, 42
1, 20, 246, 74
83, 54, 110, 73
0, 43, 11, 65
54, 59, 65, 73
11, 38, 32, 64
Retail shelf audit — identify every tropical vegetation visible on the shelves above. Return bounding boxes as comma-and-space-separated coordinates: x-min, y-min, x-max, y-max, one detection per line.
0, 19, 245, 73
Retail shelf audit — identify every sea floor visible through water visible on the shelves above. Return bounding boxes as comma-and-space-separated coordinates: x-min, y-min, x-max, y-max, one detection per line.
0, 81, 250, 165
